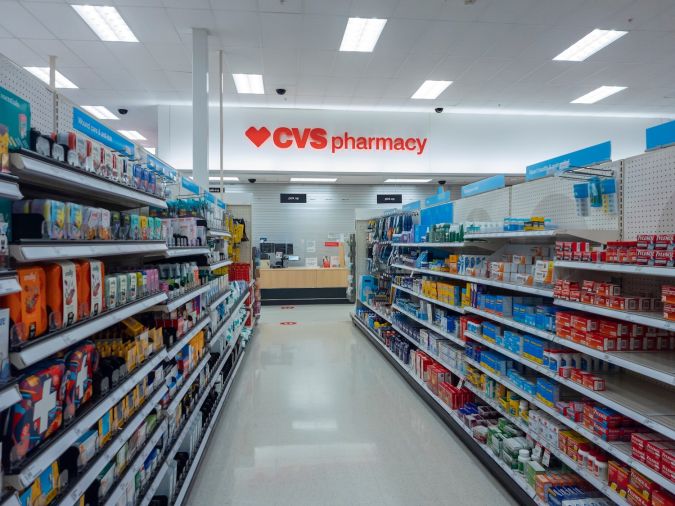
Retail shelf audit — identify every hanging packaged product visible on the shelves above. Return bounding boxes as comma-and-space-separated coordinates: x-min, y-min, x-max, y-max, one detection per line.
573, 183, 590, 217
0, 85, 31, 172
1, 266, 48, 346
601, 178, 618, 215
589, 177, 603, 208
45, 261, 78, 330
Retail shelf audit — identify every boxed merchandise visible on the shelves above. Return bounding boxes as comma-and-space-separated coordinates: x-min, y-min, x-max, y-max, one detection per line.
45, 261, 78, 330
1, 266, 48, 345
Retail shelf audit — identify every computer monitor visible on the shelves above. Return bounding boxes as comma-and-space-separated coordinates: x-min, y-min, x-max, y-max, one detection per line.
285, 243, 294, 255
261, 242, 275, 254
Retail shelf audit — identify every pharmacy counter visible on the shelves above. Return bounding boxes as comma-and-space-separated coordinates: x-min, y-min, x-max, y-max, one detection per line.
259, 267, 349, 304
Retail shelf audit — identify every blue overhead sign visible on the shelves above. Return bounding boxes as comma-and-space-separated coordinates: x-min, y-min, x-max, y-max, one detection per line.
646, 120, 675, 151
204, 191, 216, 204
217, 200, 226, 210
146, 153, 178, 181
424, 190, 452, 208
525, 141, 611, 181
180, 176, 201, 195
73, 108, 135, 157
402, 200, 421, 211
461, 175, 505, 198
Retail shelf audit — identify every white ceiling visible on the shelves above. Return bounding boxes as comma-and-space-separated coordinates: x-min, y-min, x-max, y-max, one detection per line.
2, 0, 675, 145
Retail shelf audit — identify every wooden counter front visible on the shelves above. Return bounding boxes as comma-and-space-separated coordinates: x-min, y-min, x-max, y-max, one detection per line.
259, 267, 349, 289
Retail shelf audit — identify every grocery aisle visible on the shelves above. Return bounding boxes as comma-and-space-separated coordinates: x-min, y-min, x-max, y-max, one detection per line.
186, 305, 517, 506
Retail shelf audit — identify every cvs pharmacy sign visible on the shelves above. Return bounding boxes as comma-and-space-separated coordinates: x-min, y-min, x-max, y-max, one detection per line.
245, 126, 427, 155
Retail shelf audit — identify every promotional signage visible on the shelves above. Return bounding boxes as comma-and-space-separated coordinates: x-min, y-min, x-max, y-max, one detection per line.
217, 200, 226, 210
324, 241, 339, 247
424, 189, 452, 208
646, 120, 675, 151
180, 176, 200, 195
461, 175, 505, 198
209, 187, 221, 193
73, 108, 135, 157
0, 85, 31, 151
526, 141, 611, 181
377, 194, 402, 204
204, 192, 215, 204
280, 193, 306, 203
146, 153, 177, 181
245, 126, 428, 155
402, 200, 421, 211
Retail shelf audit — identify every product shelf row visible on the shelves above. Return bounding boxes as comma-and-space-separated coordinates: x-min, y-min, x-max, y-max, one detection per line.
208, 288, 232, 311
206, 230, 231, 239
208, 259, 233, 271
152, 285, 210, 313
166, 317, 211, 361
10, 241, 169, 263
0, 272, 21, 296
393, 242, 465, 248
555, 299, 675, 333
165, 352, 212, 414
210, 292, 250, 344
391, 304, 465, 347
0, 382, 21, 413
555, 260, 675, 278
392, 283, 465, 314
463, 306, 675, 388
6, 348, 169, 488
351, 315, 543, 506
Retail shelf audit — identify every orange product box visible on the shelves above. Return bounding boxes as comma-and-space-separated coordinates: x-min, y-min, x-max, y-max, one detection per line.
571, 314, 597, 332
580, 292, 595, 304
571, 329, 588, 345
595, 295, 610, 307
557, 326, 572, 340
586, 333, 616, 351
652, 490, 675, 506
45, 261, 79, 331
609, 460, 630, 495
630, 468, 660, 499
596, 282, 621, 297
0, 266, 48, 345
582, 280, 596, 291
599, 320, 629, 338
626, 485, 651, 506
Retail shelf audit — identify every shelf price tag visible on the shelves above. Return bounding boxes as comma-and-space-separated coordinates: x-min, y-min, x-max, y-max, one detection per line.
542, 449, 551, 467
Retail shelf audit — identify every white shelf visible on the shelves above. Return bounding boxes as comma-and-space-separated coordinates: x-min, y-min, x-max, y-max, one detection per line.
103, 419, 169, 506
464, 356, 675, 496
209, 289, 231, 310
0, 274, 20, 296
464, 229, 618, 243
166, 316, 211, 360
167, 352, 212, 413
393, 242, 465, 248
0, 494, 19, 506
211, 293, 250, 343
10, 241, 168, 263
173, 349, 246, 506
392, 283, 465, 314
10, 151, 168, 209
352, 316, 544, 506
556, 260, 675, 277
0, 175, 22, 200
57, 384, 167, 506
555, 299, 675, 332
207, 229, 231, 239
0, 383, 20, 412
153, 285, 209, 312
392, 304, 465, 347
209, 259, 232, 271
166, 247, 210, 258
392, 264, 554, 297
358, 299, 391, 321
10, 292, 167, 369
6, 349, 167, 488
464, 306, 675, 386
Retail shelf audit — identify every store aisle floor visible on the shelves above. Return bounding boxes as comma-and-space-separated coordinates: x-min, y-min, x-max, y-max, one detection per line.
186, 305, 517, 506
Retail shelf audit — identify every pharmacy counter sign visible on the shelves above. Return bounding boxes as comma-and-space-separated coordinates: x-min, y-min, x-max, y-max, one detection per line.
245, 126, 428, 155
526, 141, 611, 181
73, 108, 135, 157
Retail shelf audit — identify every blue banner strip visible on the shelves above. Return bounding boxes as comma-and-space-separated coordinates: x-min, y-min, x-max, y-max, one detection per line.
424, 190, 452, 208
526, 141, 611, 181
646, 120, 675, 151
204, 191, 216, 204
181, 176, 201, 195
461, 174, 505, 198
146, 153, 178, 181
73, 108, 135, 157
402, 200, 421, 211
217, 200, 226, 210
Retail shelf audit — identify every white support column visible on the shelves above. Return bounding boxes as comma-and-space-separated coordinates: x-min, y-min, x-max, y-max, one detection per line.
192, 28, 209, 190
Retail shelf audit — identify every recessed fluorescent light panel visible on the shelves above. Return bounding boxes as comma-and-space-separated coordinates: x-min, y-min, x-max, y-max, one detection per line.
24, 67, 78, 88
81, 106, 118, 120
209, 176, 239, 182
118, 130, 146, 141
290, 177, 337, 182
571, 86, 627, 104
232, 74, 264, 94
145, 147, 156, 155
385, 178, 432, 183
553, 29, 627, 62
411, 80, 452, 100
339, 17, 387, 52
72, 5, 138, 42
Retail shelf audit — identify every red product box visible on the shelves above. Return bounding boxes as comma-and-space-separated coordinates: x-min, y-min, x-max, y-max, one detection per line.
557, 326, 572, 340
662, 461, 675, 482
596, 282, 622, 297
662, 285, 675, 297
645, 453, 662, 471
636, 249, 657, 265
582, 280, 596, 291
627, 485, 651, 506
611, 296, 639, 311
571, 329, 588, 345
637, 234, 658, 249
595, 295, 610, 307
570, 369, 585, 383
637, 297, 653, 312
646, 441, 675, 463
655, 234, 675, 250
571, 314, 597, 332
593, 424, 622, 441
629, 336, 644, 351
580, 292, 595, 304
609, 460, 630, 494
556, 312, 573, 328
572, 250, 583, 261
632, 433, 667, 452
586, 333, 616, 351
655, 250, 675, 267
629, 323, 646, 337
652, 490, 675, 506
569, 289, 581, 302
662, 448, 675, 469
592, 408, 624, 428
582, 251, 593, 262
583, 374, 605, 391
599, 320, 628, 337
616, 336, 630, 351
630, 468, 660, 499
632, 447, 647, 463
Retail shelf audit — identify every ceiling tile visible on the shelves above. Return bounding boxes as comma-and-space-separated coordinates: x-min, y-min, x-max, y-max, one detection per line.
302, 14, 346, 51
162, 70, 192, 91
375, 18, 428, 52
260, 12, 303, 49
121, 6, 182, 43
298, 49, 336, 76
303, 0, 351, 16
348, 0, 399, 18
21, 2, 97, 41
21, 39, 87, 67
361, 49, 407, 78
332, 53, 372, 78
166, 7, 218, 33
0, 38, 44, 66
224, 47, 263, 74
457, 57, 510, 84
57, 66, 110, 90
63, 40, 121, 70
209, 0, 258, 10
145, 42, 191, 72
395, 52, 446, 80
296, 75, 331, 95
353, 77, 394, 98
258, 0, 303, 14
213, 10, 261, 48
323, 76, 359, 97
262, 48, 299, 79
162, 0, 211, 8
107, 43, 161, 72
0, 1, 55, 39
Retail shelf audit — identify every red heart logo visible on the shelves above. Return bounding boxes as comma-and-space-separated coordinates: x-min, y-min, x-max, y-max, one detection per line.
245, 126, 271, 147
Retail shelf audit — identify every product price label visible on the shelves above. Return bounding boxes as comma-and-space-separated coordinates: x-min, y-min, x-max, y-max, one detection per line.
532, 444, 543, 461
542, 449, 551, 467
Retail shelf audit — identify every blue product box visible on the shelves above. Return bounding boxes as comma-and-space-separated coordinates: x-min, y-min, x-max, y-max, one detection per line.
522, 335, 545, 364
482, 321, 501, 340
536, 378, 559, 406
467, 320, 482, 336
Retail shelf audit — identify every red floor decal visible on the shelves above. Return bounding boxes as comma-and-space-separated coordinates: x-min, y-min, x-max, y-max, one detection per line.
280, 321, 297, 325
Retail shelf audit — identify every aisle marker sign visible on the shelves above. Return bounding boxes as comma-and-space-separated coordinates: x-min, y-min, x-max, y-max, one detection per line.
245, 126, 428, 155
73, 108, 135, 157
525, 141, 611, 181
461, 175, 505, 197
181, 176, 201, 195
646, 119, 675, 151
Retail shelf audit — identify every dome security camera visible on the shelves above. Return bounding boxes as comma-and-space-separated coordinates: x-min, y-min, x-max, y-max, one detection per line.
118, 108, 129, 115
438, 180, 446, 185
248, 178, 257, 183
435, 107, 443, 114
276, 88, 287, 96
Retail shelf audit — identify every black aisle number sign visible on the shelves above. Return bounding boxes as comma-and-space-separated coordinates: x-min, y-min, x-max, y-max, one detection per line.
377, 194, 402, 204
280, 193, 307, 203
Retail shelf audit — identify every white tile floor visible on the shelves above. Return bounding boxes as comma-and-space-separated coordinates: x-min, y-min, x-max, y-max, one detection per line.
186, 305, 518, 506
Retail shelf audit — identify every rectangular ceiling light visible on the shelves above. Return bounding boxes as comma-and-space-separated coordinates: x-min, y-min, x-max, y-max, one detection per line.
553, 29, 627, 62
24, 67, 78, 88
118, 130, 146, 140
571, 85, 627, 104
72, 5, 138, 42
290, 177, 337, 182
385, 178, 432, 183
411, 80, 452, 100
145, 147, 156, 155
82, 105, 118, 120
209, 176, 239, 181
232, 74, 264, 94
339, 17, 387, 52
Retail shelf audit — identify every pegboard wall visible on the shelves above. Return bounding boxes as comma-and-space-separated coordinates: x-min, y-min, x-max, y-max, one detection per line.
453, 187, 511, 223
57, 93, 76, 133
622, 145, 675, 239
0, 53, 55, 133
510, 160, 621, 232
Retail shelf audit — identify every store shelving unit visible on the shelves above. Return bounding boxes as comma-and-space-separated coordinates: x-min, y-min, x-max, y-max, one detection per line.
209, 288, 231, 310
0, 382, 21, 412
393, 242, 465, 248
0, 271, 21, 296
0, 173, 22, 200
392, 283, 465, 314
464, 229, 619, 243
151, 284, 209, 313
166, 316, 211, 360
391, 304, 465, 347
10, 240, 168, 262
165, 247, 211, 258
556, 260, 675, 277
555, 299, 675, 332
207, 229, 232, 239
209, 259, 233, 271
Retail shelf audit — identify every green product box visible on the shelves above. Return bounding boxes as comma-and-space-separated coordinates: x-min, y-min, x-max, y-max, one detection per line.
0, 86, 31, 172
